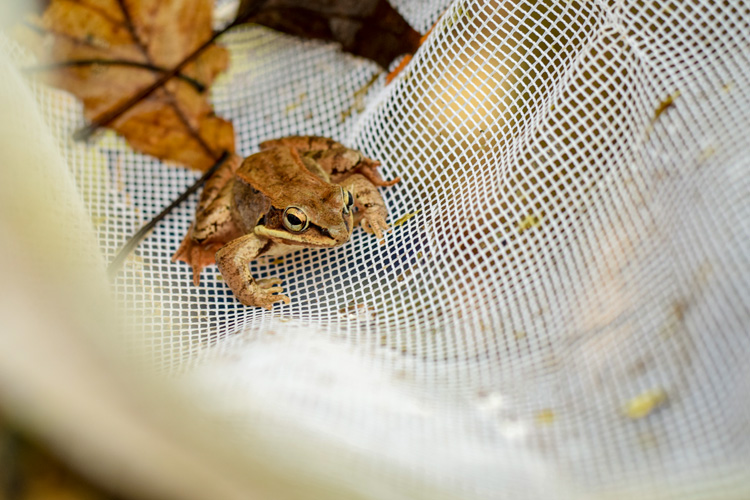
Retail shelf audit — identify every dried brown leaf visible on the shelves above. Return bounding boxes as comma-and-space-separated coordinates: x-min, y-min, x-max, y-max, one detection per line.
28, 0, 234, 171
247, 0, 421, 69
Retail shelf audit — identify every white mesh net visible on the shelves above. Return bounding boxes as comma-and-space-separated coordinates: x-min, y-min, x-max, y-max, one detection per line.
3, 0, 750, 498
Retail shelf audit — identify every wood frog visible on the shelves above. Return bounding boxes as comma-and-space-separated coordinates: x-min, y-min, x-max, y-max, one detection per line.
173, 136, 399, 309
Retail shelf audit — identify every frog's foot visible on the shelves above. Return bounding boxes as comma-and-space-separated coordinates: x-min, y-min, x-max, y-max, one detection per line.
172, 230, 221, 286
356, 211, 390, 242
237, 278, 290, 310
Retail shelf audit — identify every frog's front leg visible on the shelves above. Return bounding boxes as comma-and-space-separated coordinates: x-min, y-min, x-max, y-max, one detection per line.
339, 174, 392, 241
215, 234, 290, 309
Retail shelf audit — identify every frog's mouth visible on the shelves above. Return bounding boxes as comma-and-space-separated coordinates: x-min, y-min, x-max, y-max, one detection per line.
254, 225, 350, 247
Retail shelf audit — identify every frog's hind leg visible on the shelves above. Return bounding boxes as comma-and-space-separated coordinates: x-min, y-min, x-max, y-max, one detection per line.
172, 165, 243, 285
261, 135, 400, 187
172, 233, 223, 286
172, 154, 243, 285
302, 148, 400, 188
259, 136, 344, 153
194, 153, 242, 216
345, 158, 400, 187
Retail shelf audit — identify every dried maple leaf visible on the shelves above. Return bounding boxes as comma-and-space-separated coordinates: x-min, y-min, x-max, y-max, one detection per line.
27, 0, 234, 171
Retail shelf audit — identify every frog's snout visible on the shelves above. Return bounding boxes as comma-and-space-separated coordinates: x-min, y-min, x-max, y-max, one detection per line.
324, 225, 350, 245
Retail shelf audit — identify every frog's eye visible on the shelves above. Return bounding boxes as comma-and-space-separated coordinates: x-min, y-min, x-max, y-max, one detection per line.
283, 206, 309, 232
342, 189, 354, 214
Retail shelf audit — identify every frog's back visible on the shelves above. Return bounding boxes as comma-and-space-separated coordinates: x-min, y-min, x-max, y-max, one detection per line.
235, 146, 329, 206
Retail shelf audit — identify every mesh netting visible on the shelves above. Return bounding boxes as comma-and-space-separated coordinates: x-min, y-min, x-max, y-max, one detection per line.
6, 0, 750, 498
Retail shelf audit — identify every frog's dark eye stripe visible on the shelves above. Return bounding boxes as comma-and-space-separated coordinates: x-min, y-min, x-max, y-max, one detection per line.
342, 188, 354, 215
283, 206, 309, 232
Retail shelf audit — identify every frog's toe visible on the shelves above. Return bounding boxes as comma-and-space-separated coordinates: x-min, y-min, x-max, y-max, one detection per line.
262, 292, 290, 309
258, 278, 283, 289
252, 291, 289, 310
362, 217, 390, 241
252, 278, 290, 309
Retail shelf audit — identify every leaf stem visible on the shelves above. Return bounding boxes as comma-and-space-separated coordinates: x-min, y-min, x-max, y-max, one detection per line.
24, 60, 206, 92
74, 21, 239, 142
107, 151, 230, 277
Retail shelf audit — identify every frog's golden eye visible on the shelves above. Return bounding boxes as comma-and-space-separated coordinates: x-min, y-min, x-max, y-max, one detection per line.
283, 206, 309, 232
342, 189, 354, 214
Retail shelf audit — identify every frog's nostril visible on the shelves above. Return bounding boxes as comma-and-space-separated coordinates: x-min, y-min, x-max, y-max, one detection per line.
326, 226, 349, 243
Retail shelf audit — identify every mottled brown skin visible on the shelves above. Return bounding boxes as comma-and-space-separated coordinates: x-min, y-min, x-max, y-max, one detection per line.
173, 136, 399, 309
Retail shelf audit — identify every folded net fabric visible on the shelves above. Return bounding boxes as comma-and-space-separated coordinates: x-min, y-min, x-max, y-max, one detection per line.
4, 0, 749, 498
